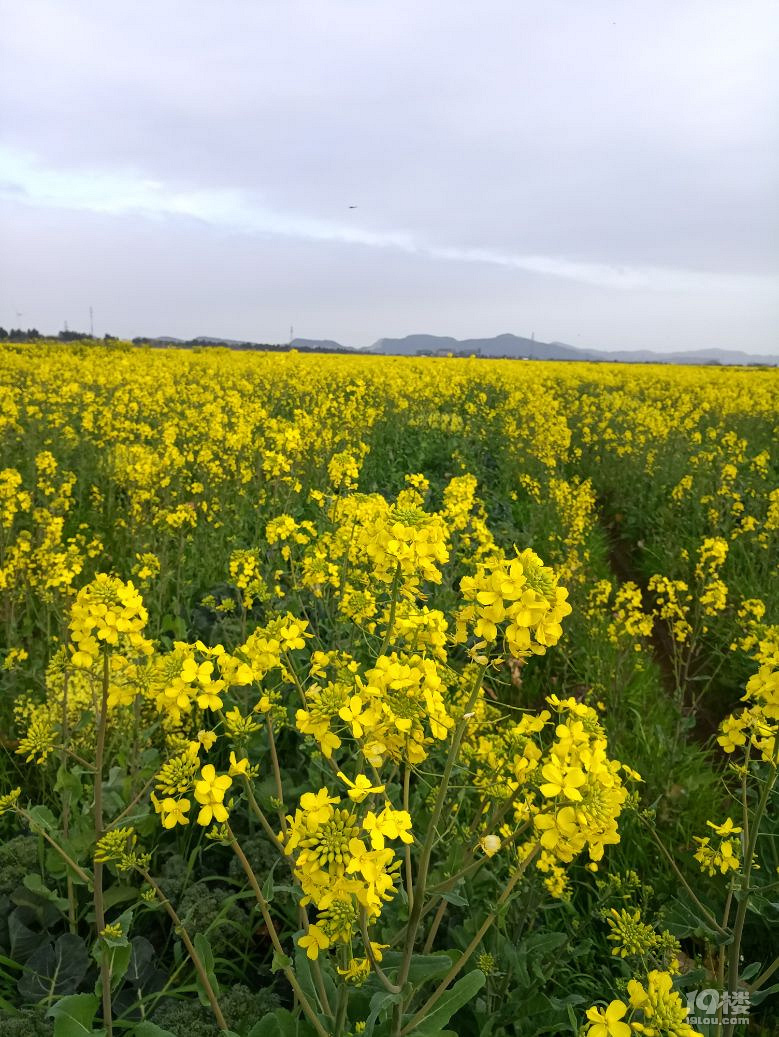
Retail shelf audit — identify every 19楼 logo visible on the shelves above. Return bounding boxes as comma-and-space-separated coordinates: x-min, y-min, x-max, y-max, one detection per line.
686, 989, 750, 1026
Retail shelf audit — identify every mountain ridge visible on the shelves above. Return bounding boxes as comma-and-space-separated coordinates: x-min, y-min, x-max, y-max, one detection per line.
138, 333, 777, 365
367, 333, 777, 366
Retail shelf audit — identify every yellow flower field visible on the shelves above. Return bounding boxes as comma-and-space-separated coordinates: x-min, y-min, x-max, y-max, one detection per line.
0, 340, 777, 1037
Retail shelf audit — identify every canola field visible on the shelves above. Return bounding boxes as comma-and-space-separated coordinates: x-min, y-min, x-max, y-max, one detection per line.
0, 340, 777, 1037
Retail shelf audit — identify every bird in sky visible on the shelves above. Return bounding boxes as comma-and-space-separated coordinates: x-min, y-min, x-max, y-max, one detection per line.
348, 205, 357, 209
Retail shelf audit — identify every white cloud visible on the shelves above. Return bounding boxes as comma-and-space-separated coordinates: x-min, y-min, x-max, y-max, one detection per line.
2, 147, 771, 297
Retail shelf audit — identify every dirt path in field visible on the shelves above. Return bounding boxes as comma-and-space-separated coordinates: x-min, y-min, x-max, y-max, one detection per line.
598, 503, 679, 699
597, 499, 723, 741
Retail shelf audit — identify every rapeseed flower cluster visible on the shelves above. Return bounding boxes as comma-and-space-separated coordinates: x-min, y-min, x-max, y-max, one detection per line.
283, 786, 410, 957
585, 971, 701, 1036
717, 663, 778, 763
455, 549, 572, 658
69, 574, 151, 668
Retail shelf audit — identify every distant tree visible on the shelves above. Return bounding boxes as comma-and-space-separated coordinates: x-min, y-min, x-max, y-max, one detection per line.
0, 327, 7, 340
58, 329, 92, 342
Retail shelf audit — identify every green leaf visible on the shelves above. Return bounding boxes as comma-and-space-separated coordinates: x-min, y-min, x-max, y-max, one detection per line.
363, 990, 402, 1037
662, 895, 725, 943
248, 1008, 315, 1036
125, 936, 155, 987
27, 804, 58, 833
0, 992, 21, 1015
18, 933, 90, 1002
751, 982, 779, 1007
271, 949, 292, 973
47, 993, 99, 1037
566, 1003, 580, 1034
12, 879, 68, 919
262, 862, 276, 903
8, 908, 47, 962
440, 889, 468, 907
193, 932, 220, 1007
410, 969, 485, 1035
101, 885, 138, 911
22, 873, 70, 911
741, 960, 761, 982
293, 944, 320, 1004
133, 1024, 179, 1037
380, 951, 452, 986
56, 763, 84, 801
107, 942, 133, 991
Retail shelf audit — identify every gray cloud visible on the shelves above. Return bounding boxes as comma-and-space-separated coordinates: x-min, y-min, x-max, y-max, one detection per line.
1, 0, 777, 350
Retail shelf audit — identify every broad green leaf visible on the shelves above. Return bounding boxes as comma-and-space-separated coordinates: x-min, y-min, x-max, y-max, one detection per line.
133, 1024, 179, 1037
125, 936, 155, 987
18, 933, 90, 1002
271, 949, 292, 972
27, 804, 58, 833
363, 989, 402, 1037
47, 993, 99, 1037
440, 889, 468, 907
410, 969, 485, 1035
8, 908, 44, 962
248, 1008, 315, 1036
380, 951, 452, 985
193, 932, 220, 1007
56, 763, 84, 801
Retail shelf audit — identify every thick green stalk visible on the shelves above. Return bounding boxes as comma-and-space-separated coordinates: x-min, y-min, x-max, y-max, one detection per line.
379, 563, 402, 657
18, 808, 92, 885
334, 947, 350, 1037
401, 846, 538, 1036
94, 652, 113, 1036
140, 871, 229, 1031
228, 828, 330, 1037
638, 813, 728, 936
266, 715, 288, 835
394, 663, 487, 1028
724, 760, 777, 1037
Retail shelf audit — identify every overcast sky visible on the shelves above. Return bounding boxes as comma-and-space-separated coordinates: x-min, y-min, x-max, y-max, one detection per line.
1, 1, 777, 352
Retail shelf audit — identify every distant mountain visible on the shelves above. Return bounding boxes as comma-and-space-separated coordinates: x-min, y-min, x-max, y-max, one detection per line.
370, 333, 777, 366
132, 332, 776, 365
371, 333, 550, 358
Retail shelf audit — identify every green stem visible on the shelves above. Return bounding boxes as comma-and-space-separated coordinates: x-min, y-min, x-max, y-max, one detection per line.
422, 897, 448, 955
379, 564, 402, 656
243, 777, 287, 856
17, 808, 92, 885
228, 828, 329, 1037
749, 952, 779, 993
266, 715, 288, 836
394, 663, 487, 1025
725, 762, 777, 1037
334, 946, 350, 1037
139, 871, 229, 1031
95, 652, 113, 1037
59, 657, 77, 933
360, 910, 401, 994
403, 765, 413, 913
638, 813, 728, 936
401, 846, 538, 1036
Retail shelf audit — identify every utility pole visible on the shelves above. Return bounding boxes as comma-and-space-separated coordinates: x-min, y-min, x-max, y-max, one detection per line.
289, 324, 294, 346
90, 306, 94, 337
